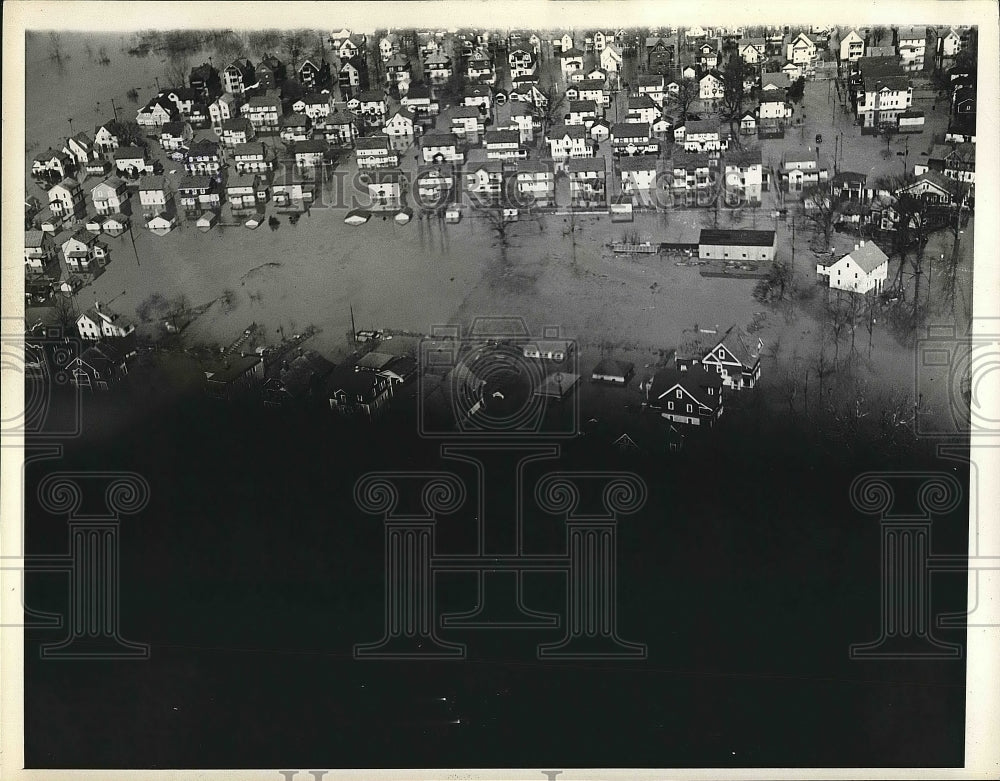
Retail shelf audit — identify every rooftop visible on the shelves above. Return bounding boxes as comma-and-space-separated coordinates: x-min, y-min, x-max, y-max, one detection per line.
699, 229, 776, 247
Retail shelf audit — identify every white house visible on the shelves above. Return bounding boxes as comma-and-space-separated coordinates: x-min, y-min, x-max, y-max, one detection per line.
75, 305, 135, 341
421, 131, 463, 163
383, 107, 417, 136
784, 32, 817, 67
546, 123, 591, 161
559, 48, 586, 80
816, 240, 888, 294
758, 90, 793, 121
600, 43, 623, 74
937, 28, 963, 58
839, 29, 865, 62
699, 71, 724, 102
90, 177, 129, 215
897, 26, 927, 72
738, 38, 766, 65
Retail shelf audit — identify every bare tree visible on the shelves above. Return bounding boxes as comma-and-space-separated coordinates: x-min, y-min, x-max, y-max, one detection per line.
51, 294, 79, 334
720, 55, 754, 143
162, 58, 191, 90
802, 181, 842, 249
667, 77, 699, 121
47, 32, 66, 63
534, 80, 566, 134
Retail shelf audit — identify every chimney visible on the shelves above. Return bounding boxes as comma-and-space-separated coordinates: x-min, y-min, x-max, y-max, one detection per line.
854, 243, 859, 251
860, 240, 865, 247
95, 300, 101, 311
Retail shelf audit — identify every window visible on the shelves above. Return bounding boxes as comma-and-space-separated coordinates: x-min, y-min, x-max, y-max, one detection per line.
676, 389, 682, 398
667, 401, 674, 410
686, 404, 692, 413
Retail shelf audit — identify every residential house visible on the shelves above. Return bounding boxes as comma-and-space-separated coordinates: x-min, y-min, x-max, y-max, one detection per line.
338, 56, 369, 97
513, 160, 555, 207
462, 84, 494, 119
758, 89, 793, 123
567, 157, 607, 207
224, 59, 257, 94
138, 177, 170, 214
600, 42, 623, 74
146, 210, 178, 233
816, 239, 889, 293
506, 102, 538, 143
591, 118, 612, 143
697, 40, 720, 71
337, 34, 365, 61
593, 30, 616, 52
136, 96, 179, 130
761, 72, 790, 91
209, 92, 243, 128
32, 148, 74, 181
421, 131, 464, 164
913, 143, 975, 185
90, 177, 129, 215
271, 179, 316, 208
177, 175, 222, 213
676, 327, 763, 391
355, 135, 400, 169
451, 106, 486, 141
830, 171, 869, 202
385, 53, 413, 87
47, 177, 86, 220
464, 160, 505, 203
485, 129, 526, 161
466, 51, 495, 85
383, 106, 418, 136
937, 28, 963, 58
184, 139, 225, 176
414, 163, 456, 209
856, 74, 913, 130
552, 33, 574, 53
738, 38, 766, 65
241, 94, 282, 133
189, 61, 222, 102
101, 213, 130, 235
231, 141, 274, 174
113, 146, 153, 177
682, 119, 725, 153
424, 50, 453, 84
64, 338, 136, 391
365, 170, 406, 211
355, 90, 389, 124
93, 122, 120, 154
292, 93, 333, 121
327, 366, 394, 421
699, 71, 725, 102
626, 94, 662, 127
379, 33, 400, 63
204, 355, 264, 400
24, 230, 58, 276
559, 47, 586, 80
723, 148, 764, 205
546, 123, 592, 162
642, 366, 724, 427
636, 74, 666, 106
646, 36, 678, 74
897, 26, 927, 72
669, 150, 715, 202
784, 31, 817, 68
160, 120, 194, 150
591, 358, 633, 385
297, 58, 329, 90
62, 230, 110, 274
226, 173, 266, 210
279, 113, 312, 143
567, 79, 611, 108
565, 99, 600, 127
62, 132, 94, 169
698, 228, 777, 261
74, 306, 133, 342
317, 113, 360, 147
739, 111, 758, 135
254, 54, 285, 91
896, 170, 962, 206
780, 149, 830, 192
400, 82, 439, 119
508, 48, 537, 80
159, 87, 197, 118
294, 138, 329, 170
611, 123, 660, 157
839, 29, 866, 62
619, 155, 660, 203
218, 117, 255, 147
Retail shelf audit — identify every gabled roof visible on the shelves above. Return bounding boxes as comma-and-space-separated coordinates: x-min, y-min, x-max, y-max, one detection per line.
684, 119, 720, 134
113, 145, 147, 160
628, 94, 656, 110
568, 99, 598, 113
611, 122, 650, 138
840, 241, 889, 274
294, 138, 328, 155
452, 105, 485, 119
161, 120, 190, 136
647, 366, 722, 410
422, 131, 459, 146
559, 47, 585, 58
546, 123, 588, 140
566, 157, 606, 173
618, 154, 658, 172
484, 129, 520, 145
138, 176, 167, 191
355, 134, 391, 150
463, 84, 493, 98
902, 170, 961, 197
404, 82, 432, 99
232, 141, 268, 158
466, 159, 503, 174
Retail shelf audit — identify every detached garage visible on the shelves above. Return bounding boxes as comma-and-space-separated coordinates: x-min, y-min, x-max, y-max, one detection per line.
698, 229, 777, 262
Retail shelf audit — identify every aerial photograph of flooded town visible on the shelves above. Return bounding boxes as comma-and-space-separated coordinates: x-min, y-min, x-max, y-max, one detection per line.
16, 10, 986, 772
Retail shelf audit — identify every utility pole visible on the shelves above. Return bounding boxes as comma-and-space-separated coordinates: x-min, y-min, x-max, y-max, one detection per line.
350, 304, 357, 342
110, 97, 119, 122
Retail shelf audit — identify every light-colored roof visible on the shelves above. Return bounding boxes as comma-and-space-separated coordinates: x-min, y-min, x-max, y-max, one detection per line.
843, 241, 889, 273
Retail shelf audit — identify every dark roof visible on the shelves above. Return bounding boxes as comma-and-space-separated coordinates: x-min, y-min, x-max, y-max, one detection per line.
205, 355, 261, 384
422, 131, 459, 146
568, 99, 598, 113
355, 135, 391, 150
547, 123, 587, 140
566, 157, 606, 173
592, 358, 634, 378
485, 129, 519, 145
699, 229, 776, 247
618, 155, 658, 172
611, 122, 649, 138
294, 139, 328, 154
646, 366, 722, 410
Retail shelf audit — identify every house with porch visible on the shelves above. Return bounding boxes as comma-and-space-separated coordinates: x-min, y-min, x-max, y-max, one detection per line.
339, 56, 369, 98
723, 148, 764, 205
160, 120, 194, 151
780, 149, 830, 192
676, 326, 763, 391
90, 177, 130, 215
62, 231, 110, 274
209, 92, 243, 128
619, 155, 660, 204
839, 29, 865, 62
223, 59, 256, 94
292, 93, 333, 121
600, 42, 623, 74
113, 146, 153, 177
241, 94, 281, 133
384, 106, 418, 136
24, 230, 59, 276
421, 132, 464, 164
184, 139, 225, 176
546, 123, 592, 162
485, 129, 526, 161
231, 142, 274, 174
451, 106, 486, 140
464, 160, 505, 203
365, 170, 406, 211
226, 173, 267, 210
48, 177, 87, 220
514, 160, 555, 207
294, 138, 329, 170
559, 47, 586, 80
699, 71, 725, 102
567, 157, 607, 207
355, 135, 400, 169
279, 113, 313, 143
138, 177, 170, 214
177, 175, 222, 214
641, 366, 724, 427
